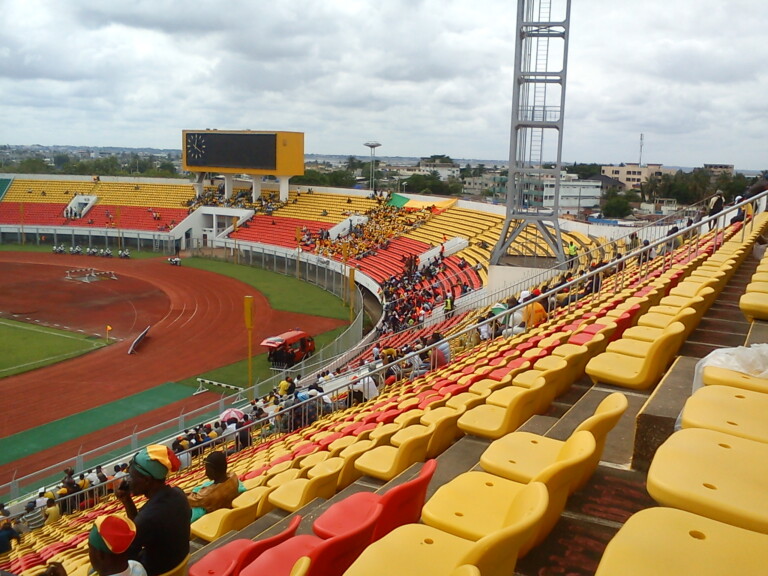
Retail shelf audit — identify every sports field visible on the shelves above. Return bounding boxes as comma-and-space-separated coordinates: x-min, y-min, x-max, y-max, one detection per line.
0, 251, 353, 488
0, 318, 108, 378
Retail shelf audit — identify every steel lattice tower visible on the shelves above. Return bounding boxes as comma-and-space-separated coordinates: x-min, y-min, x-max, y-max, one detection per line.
491, 0, 572, 266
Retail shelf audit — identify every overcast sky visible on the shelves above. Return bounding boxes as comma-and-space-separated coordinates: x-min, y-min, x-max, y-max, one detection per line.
1, 0, 766, 169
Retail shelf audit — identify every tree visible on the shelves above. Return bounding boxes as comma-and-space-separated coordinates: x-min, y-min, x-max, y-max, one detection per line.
18, 157, 51, 174
602, 196, 631, 218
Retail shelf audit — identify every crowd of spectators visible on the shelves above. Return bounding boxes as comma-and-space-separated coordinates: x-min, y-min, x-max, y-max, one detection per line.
308, 204, 433, 261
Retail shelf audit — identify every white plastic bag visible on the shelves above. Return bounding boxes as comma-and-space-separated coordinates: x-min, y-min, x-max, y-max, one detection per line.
692, 343, 768, 393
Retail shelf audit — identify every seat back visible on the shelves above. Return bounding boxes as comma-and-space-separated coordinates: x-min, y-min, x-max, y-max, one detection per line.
305, 457, 344, 501
374, 459, 437, 540
458, 482, 548, 576
336, 440, 375, 489
189, 516, 302, 576
571, 393, 628, 490
423, 407, 466, 458
307, 502, 382, 576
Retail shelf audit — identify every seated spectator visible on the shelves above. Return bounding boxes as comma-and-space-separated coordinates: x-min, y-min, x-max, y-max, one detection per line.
43, 498, 61, 525
115, 445, 190, 576
186, 451, 245, 523
44, 515, 145, 576
520, 290, 547, 329
0, 520, 20, 554
21, 500, 45, 532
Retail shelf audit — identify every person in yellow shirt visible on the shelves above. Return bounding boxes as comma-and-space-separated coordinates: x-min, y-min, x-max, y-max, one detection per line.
520, 291, 547, 329
44, 498, 61, 525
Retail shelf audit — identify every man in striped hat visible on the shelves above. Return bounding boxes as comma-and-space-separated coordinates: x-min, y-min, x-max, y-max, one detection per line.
44, 515, 145, 576
116, 445, 190, 576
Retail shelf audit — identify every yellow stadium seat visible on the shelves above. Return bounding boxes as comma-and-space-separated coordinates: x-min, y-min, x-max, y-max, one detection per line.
647, 428, 768, 533
422, 433, 594, 555
595, 507, 768, 576
480, 393, 628, 491
343, 482, 548, 576
585, 322, 686, 390
681, 385, 768, 444
702, 365, 768, 394
354, 424, 434, 481
267, 457, 343, 512
457, 379, 545, 440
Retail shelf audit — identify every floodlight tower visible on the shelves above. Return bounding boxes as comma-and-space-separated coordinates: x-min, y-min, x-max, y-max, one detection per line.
490, 0, 572, 266
364, 141, 381, 191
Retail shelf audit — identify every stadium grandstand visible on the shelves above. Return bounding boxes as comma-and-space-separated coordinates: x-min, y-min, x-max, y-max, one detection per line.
1, 172, 767, 576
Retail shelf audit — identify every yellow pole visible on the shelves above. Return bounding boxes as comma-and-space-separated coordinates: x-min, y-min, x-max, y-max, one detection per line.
19, 203, 25, 245
233, 217, 239, 265
244, 295, 254, 400
349, 268, 356, 323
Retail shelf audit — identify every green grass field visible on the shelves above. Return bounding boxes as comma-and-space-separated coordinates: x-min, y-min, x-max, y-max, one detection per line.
0, 318, 107, 378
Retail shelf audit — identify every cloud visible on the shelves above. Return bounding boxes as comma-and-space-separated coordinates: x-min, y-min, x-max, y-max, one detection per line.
0, 0, 766, 169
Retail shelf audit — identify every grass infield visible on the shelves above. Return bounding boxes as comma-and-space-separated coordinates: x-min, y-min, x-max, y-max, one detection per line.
0, 318, 107, 378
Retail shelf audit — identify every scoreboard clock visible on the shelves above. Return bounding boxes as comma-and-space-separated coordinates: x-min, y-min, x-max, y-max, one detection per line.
182, 130, 304, 176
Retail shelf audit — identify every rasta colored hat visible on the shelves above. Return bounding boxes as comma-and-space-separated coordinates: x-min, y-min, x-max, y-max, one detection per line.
132, 444, 181, 480
89, 515, 137, 554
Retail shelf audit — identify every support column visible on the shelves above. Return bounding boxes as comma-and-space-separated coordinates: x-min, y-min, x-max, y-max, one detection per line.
224, 174, 234, 201
251, 175, 263, 203
278, 176, 290, 202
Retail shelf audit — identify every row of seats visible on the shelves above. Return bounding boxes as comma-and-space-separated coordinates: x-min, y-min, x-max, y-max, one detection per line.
4, 179, 195, 209
596, 354, 768, 573
585, 222, 765, 389
188, 393, 626, 576
739, 238, 768, 320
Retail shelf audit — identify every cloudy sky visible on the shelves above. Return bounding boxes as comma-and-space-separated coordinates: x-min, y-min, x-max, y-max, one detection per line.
1, 0, 766, 169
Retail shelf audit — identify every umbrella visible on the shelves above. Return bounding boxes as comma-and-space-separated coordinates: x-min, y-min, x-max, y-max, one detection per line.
220, 408, 245, 423
491, 302, 508, 316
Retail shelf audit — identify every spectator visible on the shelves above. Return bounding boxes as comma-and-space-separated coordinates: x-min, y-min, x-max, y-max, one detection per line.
0, 503, 8, 518
43, 515, 145, 576
43, 498, 61, 525
115, 445, 190, 576
187, 451, 245, 523
0, 521, 20, 554
521, 290, 547, 329
707, 191, 725, 230
21, 501, 45, 532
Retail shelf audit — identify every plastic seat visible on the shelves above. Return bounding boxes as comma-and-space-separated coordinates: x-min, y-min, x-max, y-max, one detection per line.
480, 393, 628, 491
585, 322, 685, 390
189, 515, 302, 576
354, 423, 434, 481
594, 507, 768, 576
191, 487, 272, 542
739, 291, 768, 321
239, 503, 381, 576
420, 405, 466, 458
701, 365, 768, 394
457, 379, 545, 440
313, 459, 437, 541
647, 428, 768, 533
681, 385, 768, 443
422, 432, 595, 555
343, 482, 548, 576
268, 458, 344, 512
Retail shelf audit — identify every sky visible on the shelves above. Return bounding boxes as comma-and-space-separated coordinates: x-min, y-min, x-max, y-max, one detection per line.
1, 0, 766, 170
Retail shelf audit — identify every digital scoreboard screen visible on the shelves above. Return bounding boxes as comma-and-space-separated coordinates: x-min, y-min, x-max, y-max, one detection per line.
185, 132, 277, 170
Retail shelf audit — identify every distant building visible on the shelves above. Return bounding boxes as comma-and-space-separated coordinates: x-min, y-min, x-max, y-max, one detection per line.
600, 163, 676, 190
702, 163, 734, 184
